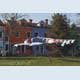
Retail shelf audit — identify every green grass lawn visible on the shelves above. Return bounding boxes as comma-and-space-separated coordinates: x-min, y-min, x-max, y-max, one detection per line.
0, 57, 80, 66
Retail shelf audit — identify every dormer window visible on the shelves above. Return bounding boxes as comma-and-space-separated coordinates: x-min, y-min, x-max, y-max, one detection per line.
34, 32, 38, 37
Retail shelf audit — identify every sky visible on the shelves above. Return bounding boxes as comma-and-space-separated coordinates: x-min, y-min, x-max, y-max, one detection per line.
26, 13, 80, 24
0, 13, 80, 24
28, 13, 52, 23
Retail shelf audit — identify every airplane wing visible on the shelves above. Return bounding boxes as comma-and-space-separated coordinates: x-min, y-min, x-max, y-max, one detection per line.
14, 42, 43, 47
14, 43, 23, 47
14, 43, 30, 47
29, 42, 43, 46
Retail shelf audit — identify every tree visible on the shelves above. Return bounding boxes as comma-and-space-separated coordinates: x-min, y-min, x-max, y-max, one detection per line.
47, 13, 73, 57
68, 23, 78, 39
0, 13, 29, 55
0, 13, 29, 20
68, 23, 80, 56
51, 13, 70, 39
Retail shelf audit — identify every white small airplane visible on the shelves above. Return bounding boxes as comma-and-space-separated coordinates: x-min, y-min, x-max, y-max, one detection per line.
14, 37, 75, 47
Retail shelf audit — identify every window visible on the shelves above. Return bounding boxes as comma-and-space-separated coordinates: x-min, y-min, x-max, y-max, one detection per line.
5, 44, 8, 50
34, 32, 38, 37
27, 32, 31, 38
36, 46, 39, 51
26, 46, 32, 49
17, 46, 20, 50
0, 32, 2, 38
44, 33, 47, 37
5, 36, 8, 41
15, 32, 20, 37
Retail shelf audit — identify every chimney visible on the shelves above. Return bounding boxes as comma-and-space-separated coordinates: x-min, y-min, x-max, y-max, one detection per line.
45, 19, 48, 26
11, 16, 16, 21
29, 19, 32, 23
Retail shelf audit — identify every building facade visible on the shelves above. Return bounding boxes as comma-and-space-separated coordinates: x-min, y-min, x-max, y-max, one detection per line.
0, 18, 50, 56
7, 18, 33, 56
0, 26, 5, 56
32, 20, 49, 56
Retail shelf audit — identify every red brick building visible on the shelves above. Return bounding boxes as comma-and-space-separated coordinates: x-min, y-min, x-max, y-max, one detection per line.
5, 18, 37, 56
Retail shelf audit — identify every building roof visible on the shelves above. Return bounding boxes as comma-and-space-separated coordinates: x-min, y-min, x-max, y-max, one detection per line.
0, 18, 52, 29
